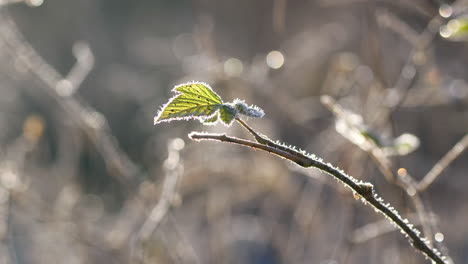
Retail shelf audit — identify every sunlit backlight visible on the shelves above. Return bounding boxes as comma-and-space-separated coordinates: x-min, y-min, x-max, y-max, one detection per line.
440, 19, 462, 39
397, 168, 408, 177
26, 0, 43, 7
266, 50, 284, 69
23, 114, 45, 143
224, 58, 243, 77
170, 138, 185, 151
337, 52, 358, 71
84, 111, 105, 130
439, 25, 452, 38
353, 192, 359, 200
435, 232, 444, 242
1, 169, 18, 190
412, 51, 426, 65
439, 4, 453, 18
56, 79, 74, 97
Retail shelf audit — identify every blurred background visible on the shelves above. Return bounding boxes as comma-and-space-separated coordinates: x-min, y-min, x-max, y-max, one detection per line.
0, 0, 467, 263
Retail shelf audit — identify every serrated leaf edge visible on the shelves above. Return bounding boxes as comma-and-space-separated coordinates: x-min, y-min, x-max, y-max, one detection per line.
154, 81, 224, 125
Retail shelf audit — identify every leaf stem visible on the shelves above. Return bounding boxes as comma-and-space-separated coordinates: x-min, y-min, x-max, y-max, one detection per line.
235, 117, 305, 158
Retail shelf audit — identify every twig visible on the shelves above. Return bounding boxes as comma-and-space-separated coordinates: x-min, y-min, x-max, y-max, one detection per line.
0, 115, 45, 264
189, 127, 448, 264
131, 139, 185, 263
0, 188, 16, 264
272, 0, 287, 34
318, 0, 434, 18
417, 133, 468, 191
321, 95, 440, 248
236, 117, 307, 158
376, 10, 421, 47
165, 214, 201, 264
387, 13, 443, 111
239, 114, 438, 248
0, 13, 139, 184
56, 42, 94, 97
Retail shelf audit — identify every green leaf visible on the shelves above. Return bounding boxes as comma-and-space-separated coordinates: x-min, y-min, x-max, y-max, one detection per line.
201, 114, 219, 125
155, 81, 266, 127
154, 82, 224, 124
219, 105, 237, 125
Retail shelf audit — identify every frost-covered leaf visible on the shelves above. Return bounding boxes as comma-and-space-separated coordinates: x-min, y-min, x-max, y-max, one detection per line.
201, 114, 219, 125
233, 99, 265, 118
154, 82, 224, 124
219, 105, 237, 125
155, 81, 265, 127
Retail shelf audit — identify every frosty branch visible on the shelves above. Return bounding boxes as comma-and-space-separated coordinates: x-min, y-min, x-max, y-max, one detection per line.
154, 82, 450, 264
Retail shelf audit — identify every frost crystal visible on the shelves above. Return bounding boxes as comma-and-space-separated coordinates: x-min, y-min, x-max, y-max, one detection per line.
232, 99, 265, 118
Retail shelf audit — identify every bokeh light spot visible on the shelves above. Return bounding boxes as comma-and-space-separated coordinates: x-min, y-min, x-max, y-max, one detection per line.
266, 50, 284, 69
171, 138, 185, 151
56, 79, 74, 97
23, 114, 45, 143
439, 5, 453, 18
397, 168, 407, 177
224, 58, 243, 77
435, 232, 444, 242
27, 0, 44, 7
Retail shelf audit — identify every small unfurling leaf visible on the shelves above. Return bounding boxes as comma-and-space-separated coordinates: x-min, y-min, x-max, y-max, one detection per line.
155, 82, 265, 127
154, 82, 223, 124
219, 105, 237, 125
201, 114, 220, 125
233, 99, 265, 118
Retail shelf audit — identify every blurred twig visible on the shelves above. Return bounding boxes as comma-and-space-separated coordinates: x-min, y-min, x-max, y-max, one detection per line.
0, 0, 41, 7
273, 0, 287, 34
376, 10, 421, 47
318, 0, 434, 17
132, 138, 185, 263
0, 189, 16, 264
0, 115, 45, 264
321, 95, 438, 248
349, 213, 420, 243
0, 12, 139, 185
381, 1, 463, 113
56, 42, 94, 97
385, 14, 444, 111
165, 214, 201, 264
417, 133, 468, 191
